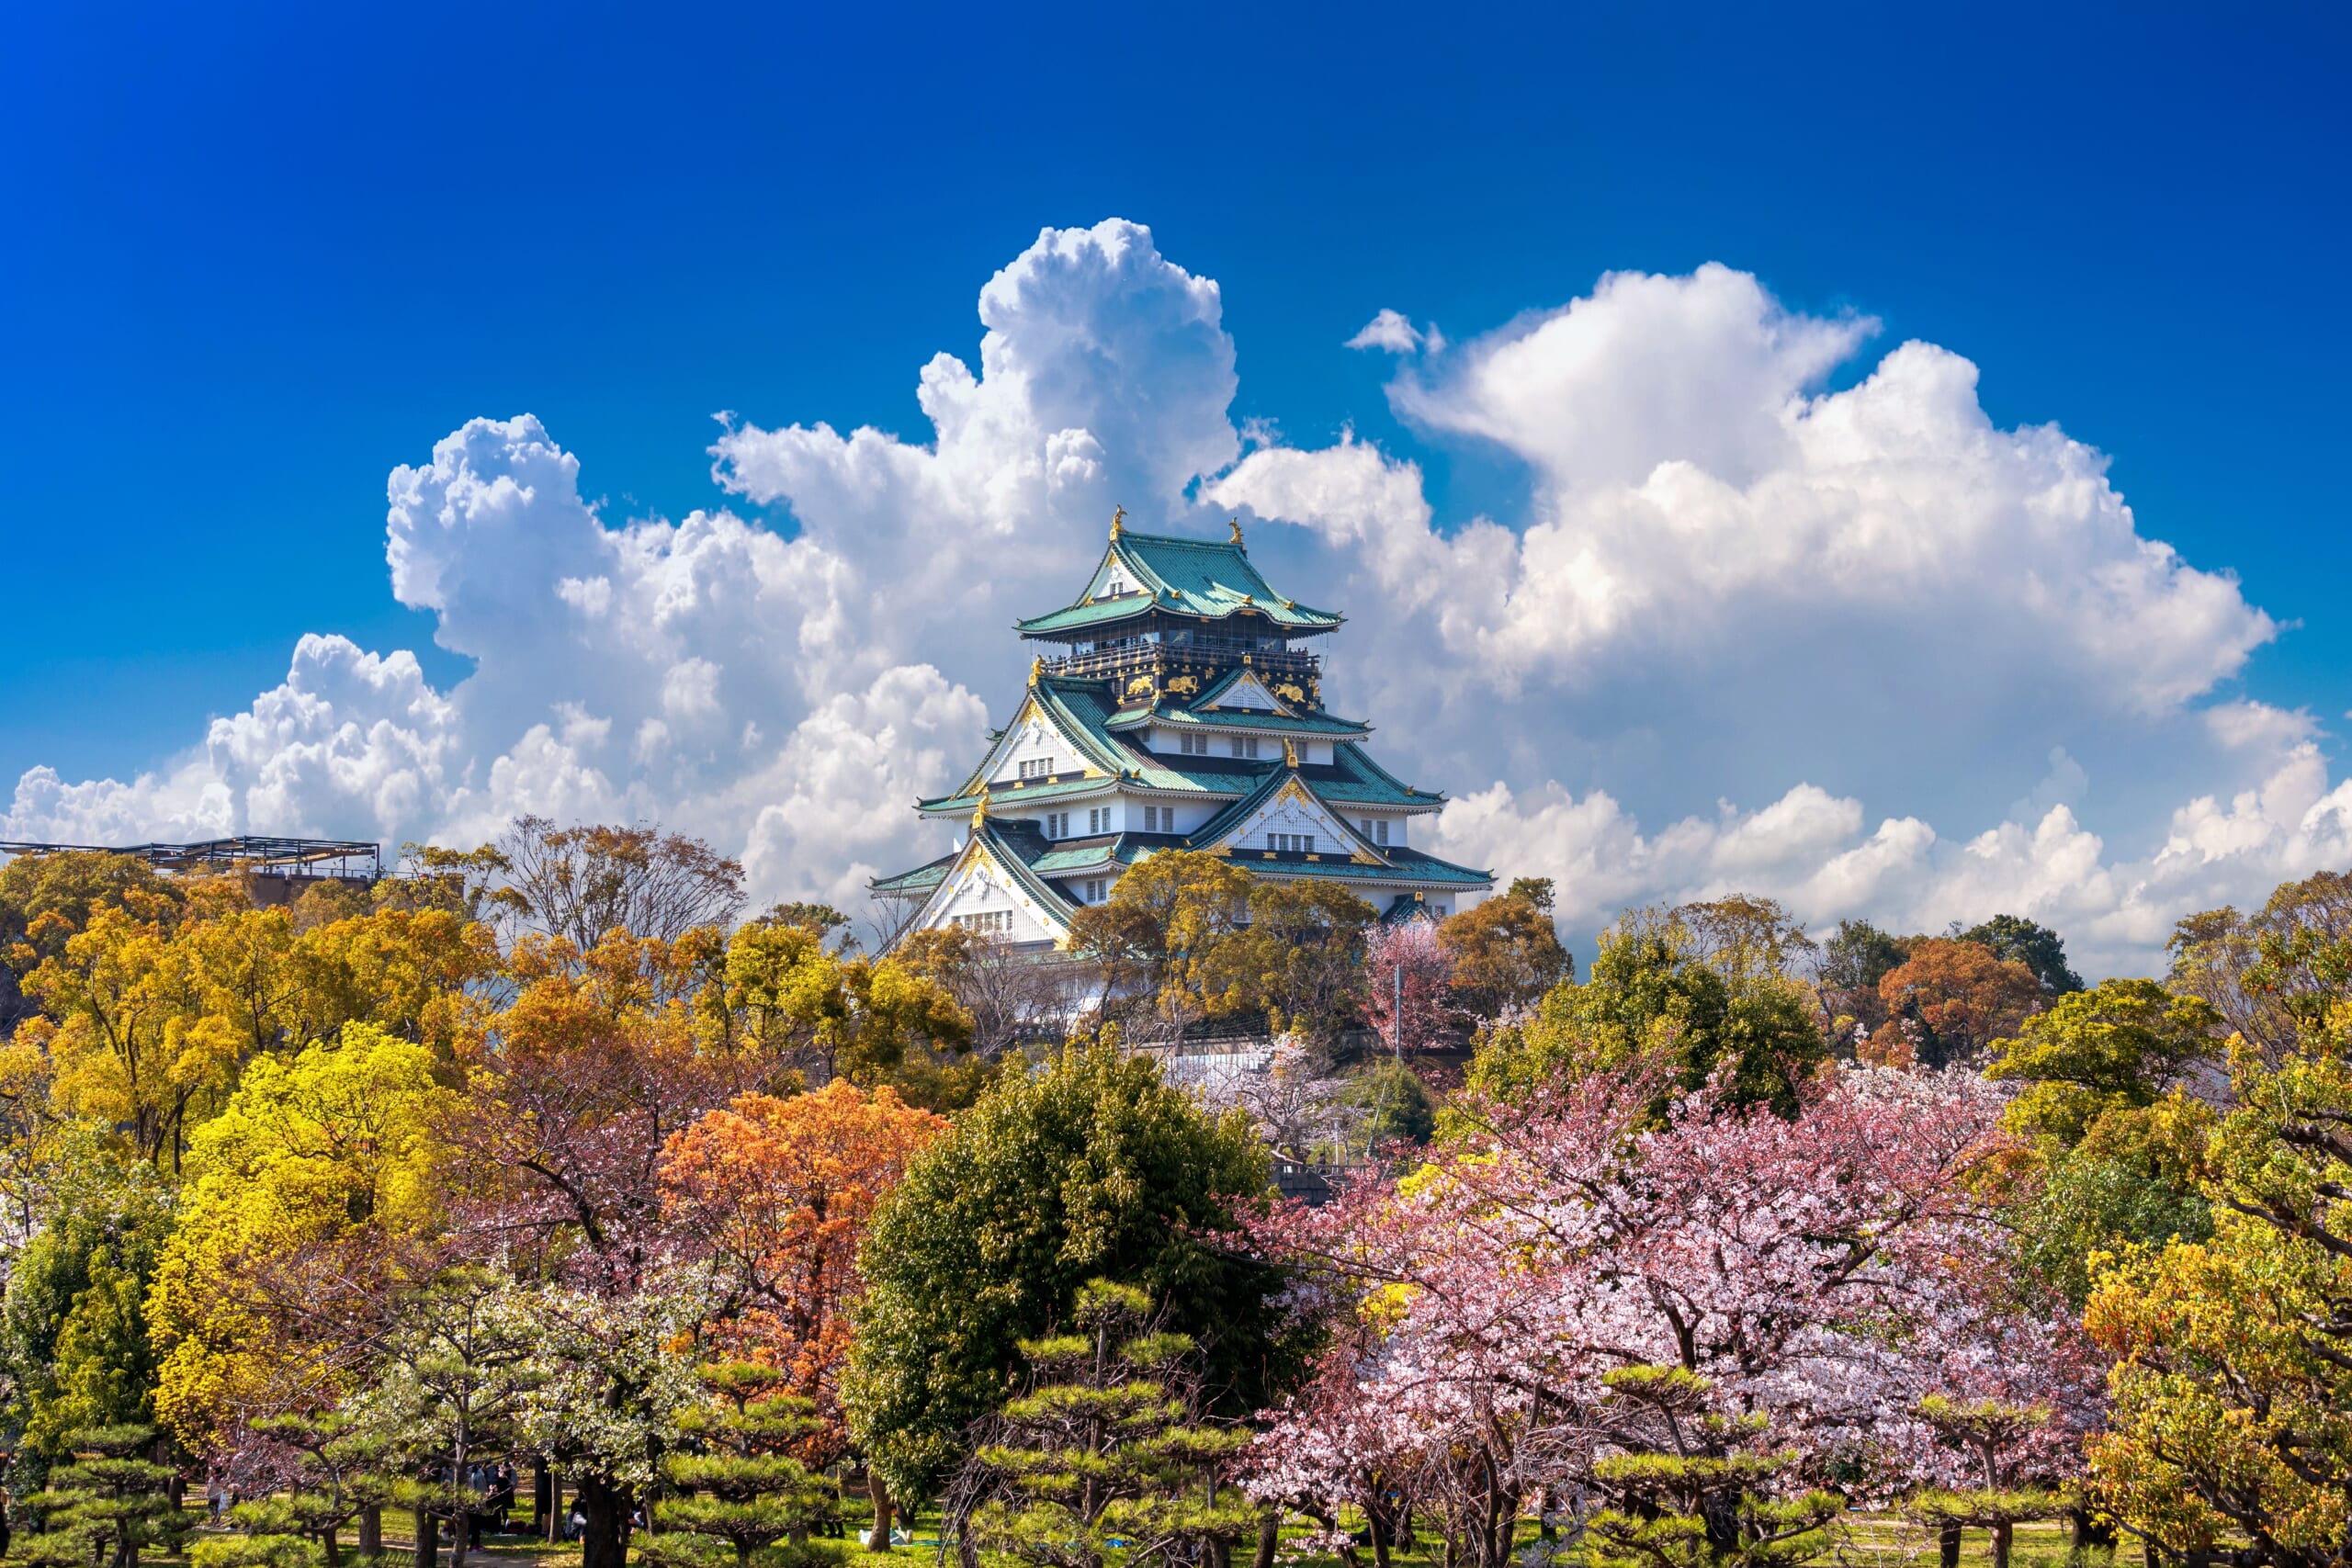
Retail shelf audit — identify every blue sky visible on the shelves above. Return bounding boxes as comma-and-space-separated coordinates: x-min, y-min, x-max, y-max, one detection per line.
4, 2, 2347, 969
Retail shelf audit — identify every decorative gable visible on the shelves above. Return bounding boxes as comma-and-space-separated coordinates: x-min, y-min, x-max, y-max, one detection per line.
976, 695, 1098, 788
1207, 775, 1385, 866
911, 835, 1073, 944
1207, 669, 1287, 712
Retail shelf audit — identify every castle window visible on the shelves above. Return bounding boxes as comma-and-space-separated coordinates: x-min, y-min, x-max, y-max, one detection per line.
954, 910, 1012, 935
1084, 878, 1108, 903
1177, 732, 1206, 756
1376, 819, 1389, 845
1144, 806, 1164, 831
1270, 833, 1317, 854
1046, 812, 1068, 838
1019, 757, 1051, 780
1229, 737, 1260, 760
1088, 807, 1107, 834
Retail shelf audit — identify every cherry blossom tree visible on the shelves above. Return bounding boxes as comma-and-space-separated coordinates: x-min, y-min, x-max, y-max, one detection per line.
1242, 1064, 2096, 1568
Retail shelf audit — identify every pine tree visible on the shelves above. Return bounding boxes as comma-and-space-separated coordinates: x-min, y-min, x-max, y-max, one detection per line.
200, 1411, 399, 1568
962, 1280, 1254, 1568
645, 1362, 840, 1568
1904, 1397, 2066, 1568
15, 1424, 190, 1568
1584, 1366, 1843, 1568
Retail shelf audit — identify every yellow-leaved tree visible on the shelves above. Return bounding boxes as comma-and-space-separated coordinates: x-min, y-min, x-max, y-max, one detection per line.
148, 1023, 459, 1449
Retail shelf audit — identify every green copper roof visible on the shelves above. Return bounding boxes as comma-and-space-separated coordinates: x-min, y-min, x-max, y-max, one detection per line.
1224, 846, 1495, 887
1015, 528, 1343, 637
870, 853, 955, 897
1106, 704, 1371, 739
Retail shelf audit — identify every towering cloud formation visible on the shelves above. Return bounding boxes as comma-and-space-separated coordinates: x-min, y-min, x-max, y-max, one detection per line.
6, 224, 2342, 969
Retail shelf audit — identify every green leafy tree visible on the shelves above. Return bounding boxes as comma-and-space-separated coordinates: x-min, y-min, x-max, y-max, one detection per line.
1955, 914, 2084, 994
1464, 905, 1826, 1121
2, 1140, 175, 1474
844, 1038, 1283, 1534
1988, 979, 2225, 1310
962, 1280, 1254, 1568
1986, 977, 2222, 1146
14, 1423, 189, 1568
1813, 918, 1909, 1051
647, 1362, 840, 1568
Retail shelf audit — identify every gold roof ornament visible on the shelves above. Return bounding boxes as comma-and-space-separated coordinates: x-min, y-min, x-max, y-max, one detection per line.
1110, 504, 1125, 539
1283, 736, 1300, 768
1229, 516, 1245, 547
1028, 654, 1043, 687
971, 793, 989, 830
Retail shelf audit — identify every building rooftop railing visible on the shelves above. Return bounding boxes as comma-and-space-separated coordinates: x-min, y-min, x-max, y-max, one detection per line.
0, 835, 383, 880
1044, 639, 1321, 683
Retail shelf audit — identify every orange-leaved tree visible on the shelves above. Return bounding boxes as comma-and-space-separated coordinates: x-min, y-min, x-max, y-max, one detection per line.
661, 1080, 946, 1464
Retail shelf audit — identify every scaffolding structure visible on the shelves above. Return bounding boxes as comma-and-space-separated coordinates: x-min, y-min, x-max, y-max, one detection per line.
0, 835, 383, 881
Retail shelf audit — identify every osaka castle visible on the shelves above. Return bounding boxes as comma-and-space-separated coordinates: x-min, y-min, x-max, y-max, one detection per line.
872, 513, 1495, 946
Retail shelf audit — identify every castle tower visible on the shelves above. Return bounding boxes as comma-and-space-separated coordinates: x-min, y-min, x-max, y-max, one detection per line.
871, 514, 1494, 944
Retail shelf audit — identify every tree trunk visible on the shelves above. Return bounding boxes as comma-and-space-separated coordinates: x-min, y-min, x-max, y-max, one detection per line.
865, 1471, 895, 1553
322, 1529, 342, 1568
576, 1472, 631, 1568
1992, 1522, 2013, 1568
546, 1473, 564, 1545
534, 1461, 551, 1540
360, 1506, 382, 1561
1254, 1511, 1281, 1568
416, 1508, 438, 1568
1938, 1522, 1961, 1568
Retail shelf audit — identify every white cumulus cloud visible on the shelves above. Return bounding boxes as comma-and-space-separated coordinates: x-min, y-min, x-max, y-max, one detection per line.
4, 226, 2338, 973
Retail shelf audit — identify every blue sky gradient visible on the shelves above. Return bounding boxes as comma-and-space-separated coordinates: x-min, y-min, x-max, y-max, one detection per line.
6, 2, 2345, 789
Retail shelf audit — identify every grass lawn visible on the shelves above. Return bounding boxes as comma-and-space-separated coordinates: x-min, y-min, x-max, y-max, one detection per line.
153, 1503, 2122, 1568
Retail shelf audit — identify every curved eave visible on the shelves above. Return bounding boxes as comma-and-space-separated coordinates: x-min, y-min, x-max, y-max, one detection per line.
1108, 707, 1373, 738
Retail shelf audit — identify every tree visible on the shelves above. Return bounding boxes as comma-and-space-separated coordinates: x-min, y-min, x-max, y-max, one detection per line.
148, 1025, 461, 1450
1439, 885, 1570, 1021
2084, 942, 2352, 1565
18, 900, 243, 1168
1464, 906, 1825, 1120
3, 1140, 175, 1470
661, 1082, 947, 1465
1985, 977, 2222, 1146
1815, 919, 1910, 1053
492, 816, 745, 949
1585, 1365, 1841, 1568
1228, 881, 1375, 1043
844, 1038, 1283, 1533
1871, 939, 2043, 1069
1955, 914, 2084, 995
1064, 852, 1254, 1039
0, 852, 181, 1032
2167, 869, 2352, 1066
648, 1362, 838, 1568
959, 1280, 1254, 1568
711, 920, 974, 1098
1359, 919, 1455, 1053
1903, 1397, 2066, 1568
14, 1424, 188, 1568
1246, 1066, 2052, 1568
224, 1411, 399, 1568
893, 925, 1066, 1058
348, 1269, 543, 1568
